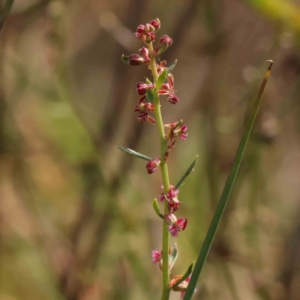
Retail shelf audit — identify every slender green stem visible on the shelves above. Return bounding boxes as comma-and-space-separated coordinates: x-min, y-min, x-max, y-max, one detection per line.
148, 42, 170, 300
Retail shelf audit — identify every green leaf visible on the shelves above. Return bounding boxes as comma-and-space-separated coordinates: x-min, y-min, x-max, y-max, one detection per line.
167, 59, 177, 74
118, 146, 153, 161
173, 262, 195, 289
168, 244, 179, 271
156, 69, 168, 90
146, 88, 155, 104
175, 156, 198, 190
152, 199, 163, 218
183, 60, 273, 300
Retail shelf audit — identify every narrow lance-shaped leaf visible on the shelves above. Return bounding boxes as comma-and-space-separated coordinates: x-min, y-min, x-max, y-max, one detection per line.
146, 88, 155, 104
183, 60, 273, 300
167, 59, 177, 74
156, 69, 168, 90
118, 146, 153, 161
175, 156, 198, 190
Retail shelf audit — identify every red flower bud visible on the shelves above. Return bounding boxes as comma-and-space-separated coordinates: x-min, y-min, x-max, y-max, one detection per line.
136, 82, 153, 95
150, 18, 161, 31
122, 54, 146, 66
139, 47, 150, 62
151, 249, 162, 264
145, 23, 155, 32
128, 54, 144, 66
136, 24, 145, 34
167, 91, 179, 104
145, 32, 155, 43
155, 35, 173, 55
135, 102, 155, 113
146, 158, 161, 174
159, 35, 173, 46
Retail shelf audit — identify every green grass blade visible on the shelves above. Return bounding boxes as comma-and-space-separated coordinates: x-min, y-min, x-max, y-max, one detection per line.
183, 61, 273, 300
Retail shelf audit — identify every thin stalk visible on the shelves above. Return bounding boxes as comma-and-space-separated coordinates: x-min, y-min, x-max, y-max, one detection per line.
148, 42, 171, 300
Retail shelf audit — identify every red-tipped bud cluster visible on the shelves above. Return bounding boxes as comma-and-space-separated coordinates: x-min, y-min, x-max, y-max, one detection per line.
145, 158, 161, 174
158, 73, 179, 104
155, 35, 173, 55
135, 18, 161, 43
136, 82, 154, 95
165, 121, 188, 140
158, 186, 188, 237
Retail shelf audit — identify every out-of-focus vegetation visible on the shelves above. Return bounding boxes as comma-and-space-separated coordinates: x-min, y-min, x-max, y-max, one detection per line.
1, 1, 300, 300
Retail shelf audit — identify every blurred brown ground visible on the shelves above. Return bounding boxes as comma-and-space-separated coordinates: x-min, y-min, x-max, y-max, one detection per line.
1, 0, 300, 299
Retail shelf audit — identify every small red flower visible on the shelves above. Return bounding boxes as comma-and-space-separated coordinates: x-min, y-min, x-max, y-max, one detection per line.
136, 82, 154, 95
156, 60, 167, 75
136, 24, 145, 34
168, 217, 188, 237
146, 158, 161, 174
145, 23, 155, 33
151, 249, 162, 264
134, 102, 155, 113
159, 185, 180, 204
165, 121, 188, 140
159, 35, 173, 46
150, 18, 161, 31
168, 201, 180, 213
128, 54, 145, 66
139, 47, 150, 62
137, 112, 156, 124
155, 35, 173, 55
135, 100, 155, 124
158, 74, 179, 104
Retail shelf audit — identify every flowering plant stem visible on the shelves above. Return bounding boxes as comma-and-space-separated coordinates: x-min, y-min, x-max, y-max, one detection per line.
149, 41, 171, 300
121, 19, 191, 299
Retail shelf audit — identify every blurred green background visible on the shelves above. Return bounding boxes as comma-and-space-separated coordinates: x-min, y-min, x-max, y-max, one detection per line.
1, 0, 300, 299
